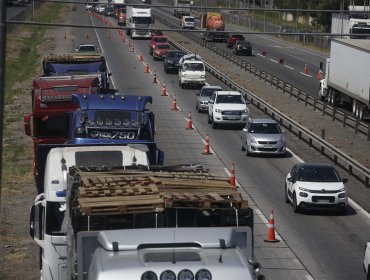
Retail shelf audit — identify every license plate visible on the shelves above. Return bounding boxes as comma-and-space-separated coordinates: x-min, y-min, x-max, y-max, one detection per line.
264, 145, 272, 148
225, 116, 239, 120
317, 199, 330, 203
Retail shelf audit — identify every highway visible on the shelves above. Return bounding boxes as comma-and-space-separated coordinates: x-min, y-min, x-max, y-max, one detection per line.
65, 5, 370, 280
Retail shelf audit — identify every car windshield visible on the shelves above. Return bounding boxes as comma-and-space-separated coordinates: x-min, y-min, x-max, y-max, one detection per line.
297, 166, 341, 182
167, 52, 185, 58
157, 44, 170, 50
233, 35, 244, 40
78, 45, 96, 52
201, 88, 220, 97
184, 63, 204, 71
238, 43, 250, 47
248, 123, 280, 134
216, 95, 244, 104
154, 37, 168, 42
185, 18, 194, 22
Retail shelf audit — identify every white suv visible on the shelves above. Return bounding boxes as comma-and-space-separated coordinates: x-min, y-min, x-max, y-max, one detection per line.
178, 60, 206, 89
285, 163, 348, 214
208, 91, 249, 129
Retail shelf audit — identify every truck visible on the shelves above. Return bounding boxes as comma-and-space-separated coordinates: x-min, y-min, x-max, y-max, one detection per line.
42, 53, 111, 93
331, 13, 370, 39
178, 54, 206, 89
24, 76, 101, 186
126, 6, 153, 39
66, 94, 155, 145
111, 0, 125, 18
173, 0, 191, 18
200, 12, 228, 42
318, 39, 370, 119
30, 161, 264, 280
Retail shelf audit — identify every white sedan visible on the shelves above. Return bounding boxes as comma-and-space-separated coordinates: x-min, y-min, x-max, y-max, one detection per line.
285, 163, 348, 214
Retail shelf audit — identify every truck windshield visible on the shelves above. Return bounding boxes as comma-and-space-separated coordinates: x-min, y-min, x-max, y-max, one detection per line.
184, 63, 204, 71
35, 115, 66, 138
133, 17, 152, 24
185, 18, 194, 22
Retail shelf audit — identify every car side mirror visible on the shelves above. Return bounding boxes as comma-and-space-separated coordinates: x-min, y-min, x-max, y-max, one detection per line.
242, 127, 248, 132
342, 178, 348, 183
196, 92, 200, 96
209, 100, 214, 104
287, 177, 294, 182
282, 129, 288, 134
245, 99, 251, 104
108, 72, 112, 77
75, 48, 78, 52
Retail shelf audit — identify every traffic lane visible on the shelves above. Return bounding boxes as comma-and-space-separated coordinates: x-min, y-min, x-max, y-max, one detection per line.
211, 40, 318, 95
147, 55, 370, 280
223, 25, 325, 73
86, 13, 369, 280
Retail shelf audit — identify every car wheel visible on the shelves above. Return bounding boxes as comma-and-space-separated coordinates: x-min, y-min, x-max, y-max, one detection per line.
285, 184, 290, 203
338, 206, 347, 216
181, 82, 185, 89
292, 192, 300, 213
212, 117, 217, 129
241, 142, 245, 151
208, 114, 212, 124
367, 266, 370, 280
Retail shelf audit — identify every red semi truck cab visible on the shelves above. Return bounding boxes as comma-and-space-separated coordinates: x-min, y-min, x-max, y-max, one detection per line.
24, 76, 100, 188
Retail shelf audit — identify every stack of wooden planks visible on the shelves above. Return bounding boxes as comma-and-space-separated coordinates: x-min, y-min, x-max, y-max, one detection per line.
72, 169, 248, 216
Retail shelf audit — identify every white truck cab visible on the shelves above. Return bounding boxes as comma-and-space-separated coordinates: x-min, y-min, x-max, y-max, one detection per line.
178, 54, 205, 89
29, 145, 151, 280
126, 6, 153, 38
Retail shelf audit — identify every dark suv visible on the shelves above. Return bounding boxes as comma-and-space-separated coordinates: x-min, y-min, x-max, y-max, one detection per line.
233, 41, 252, 56
163, 50, 186, 74
227, 34, 245, 48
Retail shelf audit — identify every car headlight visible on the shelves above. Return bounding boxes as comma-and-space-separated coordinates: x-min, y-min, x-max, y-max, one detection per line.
299, 192, 308, 198
249, 137, 257, 144
339, 187, 345, 192
215, 108, 222, 113
242, 109, 248, 113
182, 74, 187, 77
195, 269, 212, 280
201, 75, 205, 78
160, 270, 176, 280
167, 60, 174, 64
298, 186, 309, 192
178, 269, 194, 280
338, 193, 347, 199
141, 271, 157, 280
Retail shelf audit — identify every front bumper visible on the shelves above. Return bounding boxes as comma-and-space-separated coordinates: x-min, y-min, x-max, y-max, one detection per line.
213, 112, 249, 125
247, 142, 286, 155
182, 78, 205, 85
297, 192, 348, 209
198, 102, 209, 111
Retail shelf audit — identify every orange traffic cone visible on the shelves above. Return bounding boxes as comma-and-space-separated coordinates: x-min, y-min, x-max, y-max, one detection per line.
317, 70, 322, 80
139, 53, 143, 62
145, 63, 149, 74
230, 162, 235, 186
186, 112, 193, 130
304, 64, 308, 74
153, 70, 157, 83
131, 44, 135, 52
202, 133, 212, 155
128, 40, 131, 47
265, 210, 280, 243
162, 82, 167, 96
171, 95, 177, 110
122, 36, 126, 43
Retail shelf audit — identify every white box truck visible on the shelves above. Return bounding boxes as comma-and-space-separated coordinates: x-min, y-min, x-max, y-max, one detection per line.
319, 39, 370, 119
126, 6, 153, 39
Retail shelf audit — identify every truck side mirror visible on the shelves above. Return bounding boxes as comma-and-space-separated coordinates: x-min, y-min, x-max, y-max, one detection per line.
24, 114, 33, 137
29, 203, 43, 242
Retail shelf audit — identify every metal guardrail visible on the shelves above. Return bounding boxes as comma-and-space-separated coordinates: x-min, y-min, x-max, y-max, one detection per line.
6, 2, 42, 33
154, 10, 370, 187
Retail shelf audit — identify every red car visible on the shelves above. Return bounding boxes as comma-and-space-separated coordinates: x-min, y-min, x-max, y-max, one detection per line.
226, 34, 245, 48
152, 43, 172, 60
149, 35, 168, 55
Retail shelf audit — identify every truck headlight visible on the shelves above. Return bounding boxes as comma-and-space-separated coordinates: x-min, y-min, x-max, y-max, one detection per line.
195, 269, 212, 280
141, 271, 157, 280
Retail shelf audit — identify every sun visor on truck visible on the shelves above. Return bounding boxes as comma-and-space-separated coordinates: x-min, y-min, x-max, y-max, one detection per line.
71, 94, 153, 111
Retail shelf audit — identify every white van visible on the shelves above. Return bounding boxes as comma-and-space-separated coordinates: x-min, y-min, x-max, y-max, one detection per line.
178, 57, 206, 89
181, 16, 195, 29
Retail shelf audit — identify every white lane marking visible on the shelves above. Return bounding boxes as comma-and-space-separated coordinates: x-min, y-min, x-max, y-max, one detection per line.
270, 59, 278, 63
306, 275, 315, 280
257, 53, 265, 57
300, 72, 312, 78
284, 65, 294, 70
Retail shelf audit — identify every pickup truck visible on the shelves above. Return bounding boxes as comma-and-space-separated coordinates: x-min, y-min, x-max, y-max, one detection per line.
178, 54, 206, 89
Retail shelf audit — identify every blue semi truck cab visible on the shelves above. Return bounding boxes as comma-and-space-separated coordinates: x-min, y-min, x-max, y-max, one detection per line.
42, 53, 111, 93
67, 94, 155, 144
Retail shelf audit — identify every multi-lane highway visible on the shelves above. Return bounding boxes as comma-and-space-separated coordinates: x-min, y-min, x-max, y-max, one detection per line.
4, 2, 369, 279
64, 4, 370, 279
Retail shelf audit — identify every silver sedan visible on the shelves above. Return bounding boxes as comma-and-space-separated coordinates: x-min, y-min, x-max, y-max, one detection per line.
241, 118, 287, 156
195, 85, 222, 113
